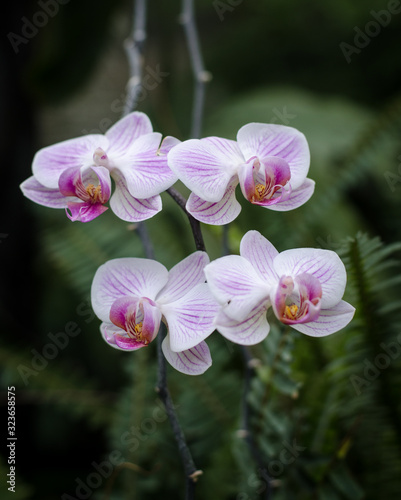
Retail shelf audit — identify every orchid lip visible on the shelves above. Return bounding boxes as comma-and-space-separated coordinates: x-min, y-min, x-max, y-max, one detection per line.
57, 166, 111, 222
238, 156, 292, 206
273, 274, 322, 325
109, 296, 160, 346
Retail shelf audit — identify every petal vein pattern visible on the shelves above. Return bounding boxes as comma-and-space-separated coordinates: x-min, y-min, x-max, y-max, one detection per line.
157, 252, 210, 304
162, 338, 212, 375
273, 248, 347, 308
91, 252, 217, 374
167, 137, 243, 202
160, 283, 219, 352
205, 231, 355, 344
21, 111, 177, 223
204, 255, 270, 322
91, 259, 168, 322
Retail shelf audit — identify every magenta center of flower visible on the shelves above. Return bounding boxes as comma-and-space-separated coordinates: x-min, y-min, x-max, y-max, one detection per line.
274, 274, 322, 325
252, 180, 280, 202
74, 179, 103, 204
86, 183, 103, 203
124, 305, 148, 344
252, 164, 290, 202
240, 156, 292, 206
109, 296, 161, 349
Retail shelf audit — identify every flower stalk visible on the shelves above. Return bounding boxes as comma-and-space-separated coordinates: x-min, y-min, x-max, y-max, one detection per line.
156, 322, 202, 499
180, 0, 211, 139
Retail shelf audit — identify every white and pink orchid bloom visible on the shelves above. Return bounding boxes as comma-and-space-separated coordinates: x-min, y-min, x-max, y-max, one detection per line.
204, 231, 355, 343
167, 123, 315, 225
91, 252, 219, 375
20, 112, 179, 223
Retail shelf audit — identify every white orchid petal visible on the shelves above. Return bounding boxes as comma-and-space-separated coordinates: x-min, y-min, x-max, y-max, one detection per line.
157, 251, 210, 304
105, 111, 153, 156
161, 283, 218, 352
110, 173, 162, 222
291, 300, 355, 337
215, 301, 270, 345
240, 231, 279, 287
265, 178, 315, 212
20, 176, 72, 208
273, 248, 347, 308
168, 137, 243, 202
115, 133, 178, 199
237, 123, 310, 190
204, 255, 270, 322
33, 135, 109, 188
187, 178, 242, 225
91, 258, 168, 323
162, 337, 212, 375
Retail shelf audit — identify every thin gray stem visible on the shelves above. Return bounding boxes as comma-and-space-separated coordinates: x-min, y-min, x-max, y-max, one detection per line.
124, 4, 202, 497
124, 0, 151, 260
166, 187, 206, 251
180, 0, 211, 138
123, 0, 147, 116
222, 224, 230, 256
136, 221, 154, 259
156, 324, 202, 499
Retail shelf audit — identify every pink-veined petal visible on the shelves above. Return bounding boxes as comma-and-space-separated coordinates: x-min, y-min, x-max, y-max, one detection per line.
91, 258, 168, 323
204, 255, 270, 322
237, 123, 310, 190
100, 322, 148, 351
158, 135, 181, 155
162, 337, 212, 375
157, 251, 210, 304
110, 172, 162, 222
115, 133, 178, 199
265, 178, 315, 212
160, 283, 219, 352
66, 201, 108, 222
168, 137, 243, 202
273, 248, 347, 308
33, 134, 109, 189
214, 301, 270, 345
240, 231, 279, 287
290, 300, 355, 337
20, 176, 71, 208
105, 111, 153, 156
187, 178, 242, 225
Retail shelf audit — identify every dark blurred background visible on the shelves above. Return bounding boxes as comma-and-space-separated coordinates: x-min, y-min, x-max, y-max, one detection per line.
1, 1, 401, 499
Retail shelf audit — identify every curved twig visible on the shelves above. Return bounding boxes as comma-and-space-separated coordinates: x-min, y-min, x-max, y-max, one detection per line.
123, 0, 147, 116
180, 0, 211, 138
156, 323, 202, 499
166, 187, 206, 252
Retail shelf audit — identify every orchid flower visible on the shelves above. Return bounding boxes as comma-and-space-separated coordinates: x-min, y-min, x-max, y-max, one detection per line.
91, 251, 219, 375
204, 230, 355, 343
167, 123, 314, 225
20, 112, 179, 222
